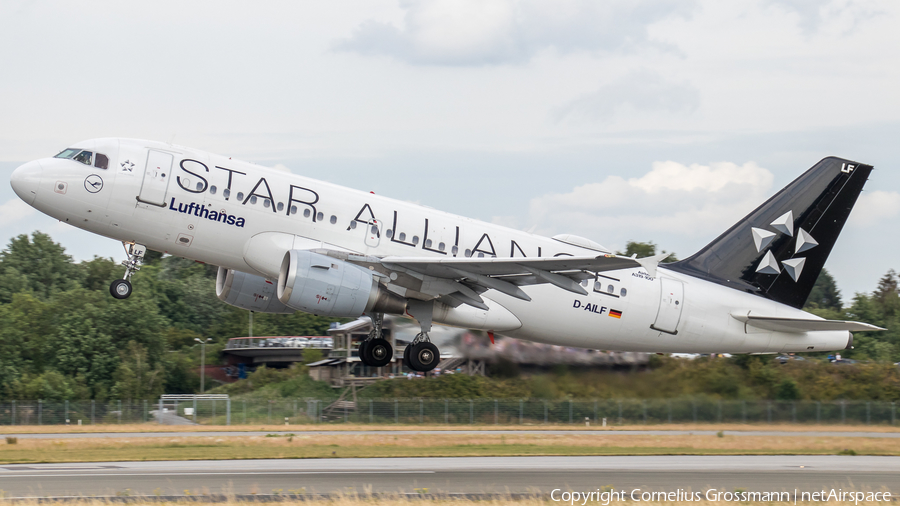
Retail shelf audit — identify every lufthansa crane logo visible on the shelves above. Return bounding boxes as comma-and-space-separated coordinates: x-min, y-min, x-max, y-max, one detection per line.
84, 174, 104, 194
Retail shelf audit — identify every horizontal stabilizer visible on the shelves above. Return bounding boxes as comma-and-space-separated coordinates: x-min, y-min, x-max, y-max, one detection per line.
731, 313, 885, 333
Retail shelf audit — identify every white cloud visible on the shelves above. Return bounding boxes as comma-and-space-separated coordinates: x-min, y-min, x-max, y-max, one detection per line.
0, 198, 35, 227
334, 0, 695, 65
847, 190, 900, 226
554, 70, 700, 122
765, 0, 883, 33
527, 161, 774, 251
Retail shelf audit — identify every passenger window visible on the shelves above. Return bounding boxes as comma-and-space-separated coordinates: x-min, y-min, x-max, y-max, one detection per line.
607, 285, 614, 294
94, 153, 109, 169
620, 287, 627, 297
73, 150, 93, 165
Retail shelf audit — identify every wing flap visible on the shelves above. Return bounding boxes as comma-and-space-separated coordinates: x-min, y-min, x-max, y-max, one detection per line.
381, 253, 640, 278
732, 313, 885, 333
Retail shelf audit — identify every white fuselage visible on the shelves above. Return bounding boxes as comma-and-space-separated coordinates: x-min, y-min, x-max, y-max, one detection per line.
11, 138, 851, 353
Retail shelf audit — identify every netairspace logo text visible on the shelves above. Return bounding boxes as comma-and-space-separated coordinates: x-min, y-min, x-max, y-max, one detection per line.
550, 488, 892, 505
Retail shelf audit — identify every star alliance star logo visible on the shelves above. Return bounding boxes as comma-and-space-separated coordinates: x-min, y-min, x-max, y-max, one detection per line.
751, 210, 818, 281
120, 160, 135, 172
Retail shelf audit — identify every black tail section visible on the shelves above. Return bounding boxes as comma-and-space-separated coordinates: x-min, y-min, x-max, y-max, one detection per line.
665, 157, 873, 309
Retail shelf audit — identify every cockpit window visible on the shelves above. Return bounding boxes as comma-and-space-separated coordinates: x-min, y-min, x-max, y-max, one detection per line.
94, 153, 109, 170
55, 148, 80, 159
73, 150, 93, 165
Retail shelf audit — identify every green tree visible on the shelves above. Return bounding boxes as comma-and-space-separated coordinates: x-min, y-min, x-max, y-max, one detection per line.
617, 241, 677, 262
79, 256, 121, 292
12, 371, 89, 401
873, 269, 900, 319
804, 268, 843, 311
51, 311, 120, 398
0, 232, 82, 302
111, 342, 165, 400
775, 378, 800, 400
163, 353, 200, 394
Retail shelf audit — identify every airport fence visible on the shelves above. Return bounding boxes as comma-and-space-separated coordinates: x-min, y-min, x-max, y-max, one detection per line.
0, 398, 898, 426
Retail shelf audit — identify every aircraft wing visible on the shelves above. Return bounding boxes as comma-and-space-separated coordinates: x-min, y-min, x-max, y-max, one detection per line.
348, 253, 665, 309
731, 314, 886, 333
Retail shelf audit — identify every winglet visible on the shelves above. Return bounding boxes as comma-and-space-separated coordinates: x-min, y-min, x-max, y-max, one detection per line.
635, 253, 670, 278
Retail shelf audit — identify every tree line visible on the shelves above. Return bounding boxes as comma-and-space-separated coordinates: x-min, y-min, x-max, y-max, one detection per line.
0, 233, 897, 401
0, 232, 335, 401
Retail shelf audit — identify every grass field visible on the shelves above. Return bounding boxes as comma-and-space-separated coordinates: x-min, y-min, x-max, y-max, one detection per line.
1, 422, 899, 434
0, 429, 897, 464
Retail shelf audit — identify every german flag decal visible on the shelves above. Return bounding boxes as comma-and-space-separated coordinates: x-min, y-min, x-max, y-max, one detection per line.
609, 309, 623, 319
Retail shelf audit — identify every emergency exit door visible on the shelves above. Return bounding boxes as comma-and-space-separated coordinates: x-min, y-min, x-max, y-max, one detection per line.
137, 150, 174, 206
651, 278, 684, 334
364, 219, 381, 248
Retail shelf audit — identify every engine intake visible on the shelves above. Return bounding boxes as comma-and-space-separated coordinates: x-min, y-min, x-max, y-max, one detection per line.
277, 250, 406, 317
215, 267, 295, 314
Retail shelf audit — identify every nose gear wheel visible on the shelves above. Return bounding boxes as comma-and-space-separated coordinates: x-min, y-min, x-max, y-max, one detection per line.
110, 242, 146, 300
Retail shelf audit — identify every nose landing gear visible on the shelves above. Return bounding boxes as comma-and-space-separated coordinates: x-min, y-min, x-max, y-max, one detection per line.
109, 242, 146, 300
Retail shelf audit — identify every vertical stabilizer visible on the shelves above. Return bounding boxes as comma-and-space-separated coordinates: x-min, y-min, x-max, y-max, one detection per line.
665, 157, 872, 308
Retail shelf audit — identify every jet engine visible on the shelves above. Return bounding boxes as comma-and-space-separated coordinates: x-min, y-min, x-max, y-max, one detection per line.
216, 267, 295, 314
277, 250, 406, 317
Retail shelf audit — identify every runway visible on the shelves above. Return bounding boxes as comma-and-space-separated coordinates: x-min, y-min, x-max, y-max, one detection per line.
0, 456, 897, 497
5, 429, 900, 439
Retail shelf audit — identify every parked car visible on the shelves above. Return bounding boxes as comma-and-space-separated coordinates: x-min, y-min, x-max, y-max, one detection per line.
308, 337, 334, 348
287, 337, 309, 348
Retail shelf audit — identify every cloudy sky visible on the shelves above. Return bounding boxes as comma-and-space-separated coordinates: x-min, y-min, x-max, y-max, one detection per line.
1, 0, 898, 299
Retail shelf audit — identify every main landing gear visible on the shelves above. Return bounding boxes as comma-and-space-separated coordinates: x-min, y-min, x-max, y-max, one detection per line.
358, 302, 443, 373
405, 335, 440, 373
404, 300, 441, 373
359, 312, 393, 368
109, 242, 146, 300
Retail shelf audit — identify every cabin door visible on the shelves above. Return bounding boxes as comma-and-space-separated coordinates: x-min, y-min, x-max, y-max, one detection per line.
651, 278, 684, 334
137, 150, 174, 207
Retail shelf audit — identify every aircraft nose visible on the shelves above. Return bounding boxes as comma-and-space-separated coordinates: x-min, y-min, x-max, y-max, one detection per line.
10, 160, 42, 205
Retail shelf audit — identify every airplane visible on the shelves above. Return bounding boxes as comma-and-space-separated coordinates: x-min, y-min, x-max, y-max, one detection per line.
9, 139, 884, 372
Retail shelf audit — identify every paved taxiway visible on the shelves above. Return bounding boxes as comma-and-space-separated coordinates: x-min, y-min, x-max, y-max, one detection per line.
0, 456, 897, 497
5, 429, 900, 439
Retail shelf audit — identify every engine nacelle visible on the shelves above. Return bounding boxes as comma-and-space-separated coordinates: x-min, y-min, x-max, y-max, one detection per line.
216, 267, 295, 314
277, 250, 406, 317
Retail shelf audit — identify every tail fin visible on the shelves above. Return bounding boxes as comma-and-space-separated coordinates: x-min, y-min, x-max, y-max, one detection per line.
665, 157, 873, 309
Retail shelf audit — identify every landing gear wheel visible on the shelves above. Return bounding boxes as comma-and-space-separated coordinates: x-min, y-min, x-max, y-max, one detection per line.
109, 279, 132, 299
365, 338, 393, 368
409, 342, 440, 372
403, 344, 416, 371
358, 340, 372, 366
